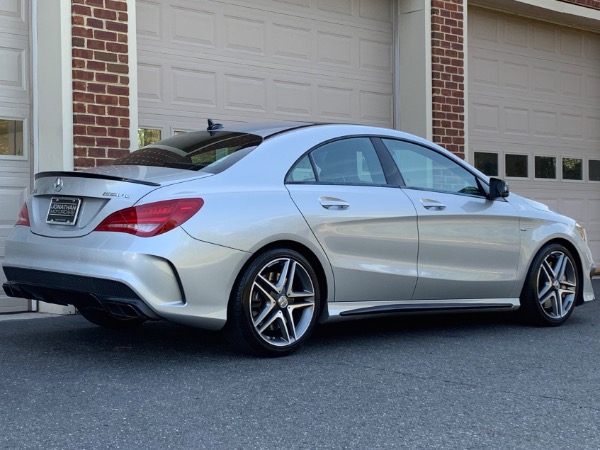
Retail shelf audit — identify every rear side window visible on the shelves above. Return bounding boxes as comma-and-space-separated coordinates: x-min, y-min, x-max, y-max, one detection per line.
287, 137, 386, 185
113, 131, 263, 173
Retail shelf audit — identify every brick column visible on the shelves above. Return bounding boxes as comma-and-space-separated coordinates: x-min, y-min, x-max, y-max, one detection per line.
431, 0, 465, 159
72, 0, 130, 169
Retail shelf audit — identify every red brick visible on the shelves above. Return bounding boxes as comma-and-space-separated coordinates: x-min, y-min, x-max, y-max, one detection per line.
87, 104, 106, 115
88, 147, 107, 158
85, 0, 105, 7
73, 92, 95, 104
73, 70, 95, 81
72, 26, 94, 38
87, 126, 108, 136
73, 48, 93, 59
94, 29, 117, 41
94, 8, 117, 20
108, 148, 129, 158
106, 0, 127, 11
73, 103, 87, 114
72, 4, 92, 16
106, 42, 127, 53
97, 138, 120, 147
86, 17, 104, 29
95, 94, 119, 106
107, 85, 128, 96
107, 106, 129, 117
96, 72, 119, 83
96, 116, 120, 127
94, 51, 118, 62
87, 39, 106, 50
107, 63, 128, 74
87, 60, 106, 71
108, 127, 129, 138
106, 20, 127, 33
74, 114, 96, 125
73, 58, 86, 69
87, 83, 107, 93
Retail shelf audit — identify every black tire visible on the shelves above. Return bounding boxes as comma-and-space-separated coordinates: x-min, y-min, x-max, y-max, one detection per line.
226, 248, 321, 357
78, 308, 146, 330
520, 243, 579, 326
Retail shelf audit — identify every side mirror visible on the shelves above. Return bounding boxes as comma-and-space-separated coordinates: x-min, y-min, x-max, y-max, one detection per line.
488, 178, 509, 200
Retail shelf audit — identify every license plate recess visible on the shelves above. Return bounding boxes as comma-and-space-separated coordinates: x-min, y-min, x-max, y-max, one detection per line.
46, 197, 82, 225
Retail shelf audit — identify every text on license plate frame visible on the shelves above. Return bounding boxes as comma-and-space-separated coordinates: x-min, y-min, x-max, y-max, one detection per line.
46, 197, 82, 226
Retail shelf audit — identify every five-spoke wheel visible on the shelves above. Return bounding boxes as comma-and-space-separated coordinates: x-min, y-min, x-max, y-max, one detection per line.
227, 248, 321, 356
521, 244, 579, 326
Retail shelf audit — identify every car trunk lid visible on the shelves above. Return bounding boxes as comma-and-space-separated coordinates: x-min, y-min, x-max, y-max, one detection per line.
28, 167, 212, 238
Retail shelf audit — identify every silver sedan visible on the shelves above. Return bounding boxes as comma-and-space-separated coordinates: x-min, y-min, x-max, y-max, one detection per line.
3, 122, 598, 356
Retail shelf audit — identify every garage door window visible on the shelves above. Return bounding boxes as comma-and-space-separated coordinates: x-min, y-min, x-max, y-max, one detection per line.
535, 156, 556, 179
562, 158, 583, 181
0, 119, 24, 157
505, 154, 528, 178
474, 152, 498, 176
138, 127, 162, 147
590, 160, 600, 182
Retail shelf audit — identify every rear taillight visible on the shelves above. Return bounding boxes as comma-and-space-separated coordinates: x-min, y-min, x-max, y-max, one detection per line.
16, 203, 30, 227
94, 198, 204, 237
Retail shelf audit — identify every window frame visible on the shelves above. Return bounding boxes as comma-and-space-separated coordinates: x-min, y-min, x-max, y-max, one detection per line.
285, 135, 394, 187
377, 137, 488, 199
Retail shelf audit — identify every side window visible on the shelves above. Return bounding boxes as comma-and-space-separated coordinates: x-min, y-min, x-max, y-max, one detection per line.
382, 139, 481, 196
312, 137, 385, 185
287, 155, 316, 182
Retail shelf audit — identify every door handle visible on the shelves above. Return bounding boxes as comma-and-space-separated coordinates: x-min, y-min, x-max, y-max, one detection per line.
420, 199, 446, 211
319, 196, 350, 210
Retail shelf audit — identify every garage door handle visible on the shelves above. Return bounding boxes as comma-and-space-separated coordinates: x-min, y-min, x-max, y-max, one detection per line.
320, 197, 350, 210
421, 199, 446, 211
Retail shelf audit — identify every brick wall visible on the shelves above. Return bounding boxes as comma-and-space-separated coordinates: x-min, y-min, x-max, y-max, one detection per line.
72, 0, 129, 170
558, 0, 600, 9
431, 0, 465, 159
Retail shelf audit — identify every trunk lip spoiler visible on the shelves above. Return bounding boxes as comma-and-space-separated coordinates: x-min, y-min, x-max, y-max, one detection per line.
35, 171, 161, 187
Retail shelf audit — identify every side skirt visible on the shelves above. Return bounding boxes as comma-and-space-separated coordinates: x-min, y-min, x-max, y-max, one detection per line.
321, 298, 520, 323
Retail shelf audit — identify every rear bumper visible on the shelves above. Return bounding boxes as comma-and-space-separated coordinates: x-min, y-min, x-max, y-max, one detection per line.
3, 268, 161, 320
2, 226, 250, 330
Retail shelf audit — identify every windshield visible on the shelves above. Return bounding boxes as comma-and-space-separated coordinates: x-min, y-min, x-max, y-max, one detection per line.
112, 131, 263, 172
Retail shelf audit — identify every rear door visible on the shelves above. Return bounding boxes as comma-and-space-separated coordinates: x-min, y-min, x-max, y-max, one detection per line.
286, 137, 419, 302
380, 138, 521, 300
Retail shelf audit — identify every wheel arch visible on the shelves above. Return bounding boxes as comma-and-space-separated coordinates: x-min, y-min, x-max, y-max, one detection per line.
227, 239, 331, 320
523, 237, 585, 306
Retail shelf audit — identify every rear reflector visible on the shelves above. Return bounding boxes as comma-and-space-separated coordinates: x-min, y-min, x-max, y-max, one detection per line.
94, 198, 204, 237
16, 203, 30, 227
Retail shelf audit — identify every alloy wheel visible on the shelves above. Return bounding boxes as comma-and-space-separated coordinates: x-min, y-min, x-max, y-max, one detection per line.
536, 250, 577, 320
248, 257, 316, 347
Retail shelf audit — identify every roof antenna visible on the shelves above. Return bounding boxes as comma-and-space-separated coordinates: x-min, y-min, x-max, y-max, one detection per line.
207, 119, 223, 132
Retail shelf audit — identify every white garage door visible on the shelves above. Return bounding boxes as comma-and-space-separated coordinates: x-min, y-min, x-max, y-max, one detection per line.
0, 0, 31, 313
468, 7, 600, 258
136, 0, 394, 138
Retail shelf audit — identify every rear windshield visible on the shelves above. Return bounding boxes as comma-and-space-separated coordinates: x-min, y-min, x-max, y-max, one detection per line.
112, 131, 263, 172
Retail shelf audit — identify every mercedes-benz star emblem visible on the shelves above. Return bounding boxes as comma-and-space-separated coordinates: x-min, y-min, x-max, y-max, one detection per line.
53, 177, 63, 192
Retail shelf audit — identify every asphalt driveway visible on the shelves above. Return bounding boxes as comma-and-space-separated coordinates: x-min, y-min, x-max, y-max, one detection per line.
1, 280, 599, 449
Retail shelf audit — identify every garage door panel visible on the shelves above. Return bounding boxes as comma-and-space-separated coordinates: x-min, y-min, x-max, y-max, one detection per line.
469, 7, 600, 259
138, 0, 393, 128
0, 0, 29, 313
137, 0, 393, 81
